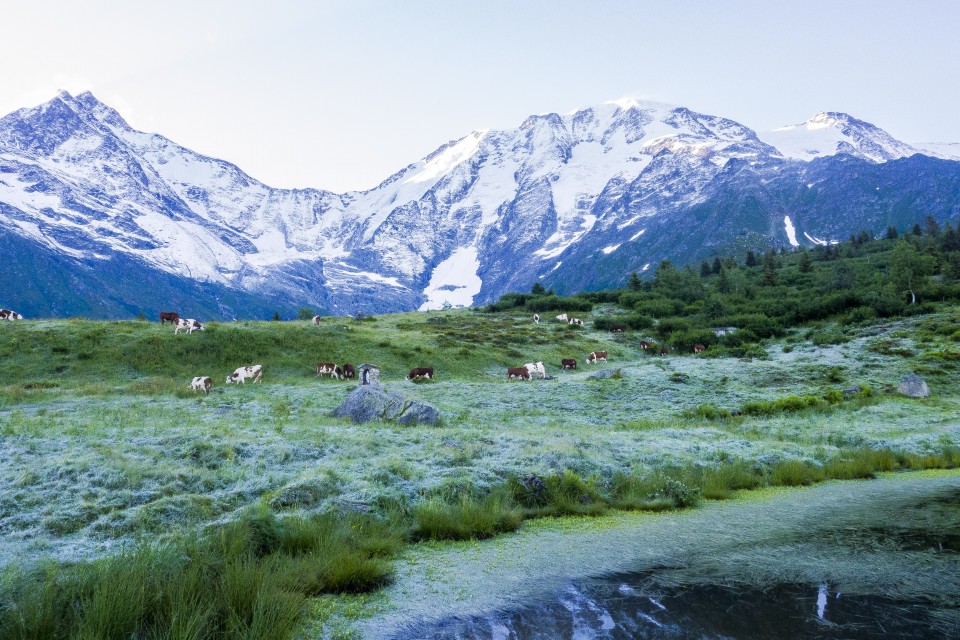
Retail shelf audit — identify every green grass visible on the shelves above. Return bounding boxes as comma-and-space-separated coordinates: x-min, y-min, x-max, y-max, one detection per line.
0, 508, 400, 640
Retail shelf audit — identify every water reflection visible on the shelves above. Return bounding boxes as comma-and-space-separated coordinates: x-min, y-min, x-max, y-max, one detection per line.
394, 573, 934, 639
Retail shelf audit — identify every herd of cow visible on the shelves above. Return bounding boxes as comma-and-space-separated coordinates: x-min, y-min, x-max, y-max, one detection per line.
2, 307, 707, 392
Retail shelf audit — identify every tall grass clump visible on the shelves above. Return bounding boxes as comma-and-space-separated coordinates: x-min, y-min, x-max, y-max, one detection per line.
770, 459, 826, 486
411, 490, 523, 541
700, 461, 765, 499
0, 507, 399, 640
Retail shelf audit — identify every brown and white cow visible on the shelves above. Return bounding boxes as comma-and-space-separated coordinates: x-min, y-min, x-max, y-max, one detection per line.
174, 318, 204, 334
190, 376, 212, 394
507, 367, 530, 380
0, 309, 23, 320
226, 364, 263, 384
407, 367, 434, 380
159, 311, 180, 325
316, 363, 341, 379
561, 358, 577, 370
586, 351, 608, 364
342, 363, 356, 380
524, 361, 546, 379
568, 317, 583, 326
609, 324, 625, 333
312, 315, 322, 325
659, 347, 669, 356
693, 343, 706, 354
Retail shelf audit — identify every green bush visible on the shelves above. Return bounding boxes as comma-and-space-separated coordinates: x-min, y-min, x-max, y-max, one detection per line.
411, 491, 522, 541
770, 459, 825, 486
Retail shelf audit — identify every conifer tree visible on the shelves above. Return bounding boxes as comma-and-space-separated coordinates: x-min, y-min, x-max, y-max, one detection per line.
711, 257, 722, 274
798, 249, 813, 273
745, 250, 758, 267
627, 271, 642, 291
700, 261, 712, 278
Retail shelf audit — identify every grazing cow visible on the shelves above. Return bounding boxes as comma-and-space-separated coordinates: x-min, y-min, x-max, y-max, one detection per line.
556, 313, 568, 322
190, 376, 212, 394
586, 351, 608, 364
693, 343, 706, 354
159, 311, 180, 325
312, 315, 322, 325
316, 363, 341, 379
174, 318, 204, 334
342, 363, 356, 380
533, 313, 540, 325
524, 361, 546, 379
639, 340, 652, 350
0, 309, 23, 320
568, 317, 583, 326
561, 358, 577, 370
659, 347, 669, 356
610, 324, 625, 333
406, 367, 434, 380
507, 367, 531, 380
226, 365, 263, 384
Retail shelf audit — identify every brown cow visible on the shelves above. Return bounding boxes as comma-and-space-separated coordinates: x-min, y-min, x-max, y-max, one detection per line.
693, 343, 706, 354
586, 351, 608, 364
561, 358, 577, 370
639, 340, 652, 350
407, 367, 434, 380
0, 309, 23, 320
316, 363, 341, 379
659, 347, 669, 356
342, 363, 356, 379
610, 324, 625, 333
507, 367, 530, 380
159, 311, 180, 325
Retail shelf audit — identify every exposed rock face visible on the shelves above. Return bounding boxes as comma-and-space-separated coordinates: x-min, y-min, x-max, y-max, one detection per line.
898, 374, 931, 398
333, 385, 439, 425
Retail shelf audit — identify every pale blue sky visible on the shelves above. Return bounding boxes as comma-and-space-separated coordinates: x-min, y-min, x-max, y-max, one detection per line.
4, 1, 958, 191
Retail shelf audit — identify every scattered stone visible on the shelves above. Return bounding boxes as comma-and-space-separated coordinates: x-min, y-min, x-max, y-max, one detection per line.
897, 374, 930, 398
588, 368, 624, 380
333, 385, 440, 425
842, 386, 863, 396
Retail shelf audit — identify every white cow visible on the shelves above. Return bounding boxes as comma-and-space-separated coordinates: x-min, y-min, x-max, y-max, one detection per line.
312, 315, 322, 325
524, 361, 546, 379
226, 364, 263, 384
174, 318, 204, 334
0, 309, 23, 320
555, 313, 568, 322
533, 313, 540, 325
190, 376, 212, 394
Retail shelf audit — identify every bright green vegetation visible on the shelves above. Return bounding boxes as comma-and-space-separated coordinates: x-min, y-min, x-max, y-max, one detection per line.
1, 226, 960, 638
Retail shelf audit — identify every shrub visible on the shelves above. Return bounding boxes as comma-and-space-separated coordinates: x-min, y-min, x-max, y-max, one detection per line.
700, 462, 764, 499
411, 491, 522, 541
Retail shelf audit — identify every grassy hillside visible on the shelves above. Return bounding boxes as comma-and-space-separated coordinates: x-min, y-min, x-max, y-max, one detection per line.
2, 225, 960, 639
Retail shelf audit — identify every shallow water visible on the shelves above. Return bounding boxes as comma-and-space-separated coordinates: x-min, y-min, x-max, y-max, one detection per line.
393, 575, 936, 639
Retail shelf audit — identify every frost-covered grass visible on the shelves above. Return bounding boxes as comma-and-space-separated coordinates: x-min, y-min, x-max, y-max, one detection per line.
0, 310, 959, 636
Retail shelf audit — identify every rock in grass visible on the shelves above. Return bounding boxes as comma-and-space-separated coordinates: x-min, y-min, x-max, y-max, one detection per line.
897, 373, 930, 398
334, 385, 440, 425
588, 368, 624, 380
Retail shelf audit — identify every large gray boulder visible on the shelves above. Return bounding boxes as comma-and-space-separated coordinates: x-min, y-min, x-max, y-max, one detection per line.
588, 368, 624, 380
898, 373, 931, 398
333, 385, 440, 425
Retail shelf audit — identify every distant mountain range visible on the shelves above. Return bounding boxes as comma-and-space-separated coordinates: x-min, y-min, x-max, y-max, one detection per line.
1, 92, 958, 318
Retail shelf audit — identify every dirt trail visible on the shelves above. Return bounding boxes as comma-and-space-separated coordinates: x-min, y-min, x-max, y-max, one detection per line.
357, 471, 960, 638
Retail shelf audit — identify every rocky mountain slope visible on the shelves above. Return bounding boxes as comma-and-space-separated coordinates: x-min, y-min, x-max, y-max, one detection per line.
1, 92, 958, 318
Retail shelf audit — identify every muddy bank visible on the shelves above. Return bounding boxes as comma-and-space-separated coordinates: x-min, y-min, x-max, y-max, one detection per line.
357, 471, 960, 638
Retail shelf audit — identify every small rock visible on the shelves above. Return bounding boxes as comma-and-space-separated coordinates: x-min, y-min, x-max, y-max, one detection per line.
897, 374, 930, 398
842, 386, 863, 396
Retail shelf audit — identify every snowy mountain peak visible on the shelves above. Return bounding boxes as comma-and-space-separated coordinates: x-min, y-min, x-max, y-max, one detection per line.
760, 111, 919, 162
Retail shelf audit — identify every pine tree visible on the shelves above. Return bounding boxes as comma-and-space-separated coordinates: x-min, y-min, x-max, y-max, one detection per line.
627, 271, 642, 291
716, 267, 732, 293
798, 249, 813, 273
924, 214, 941, 237
531, 282, 546, 295
711, 257, 722, 274
762, 250, 778, 285
942, 222, 960, 252
745, 250, 758, 267
700, 261, 712, 278
886, 226, 899, 240
272, 311, 282, 321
